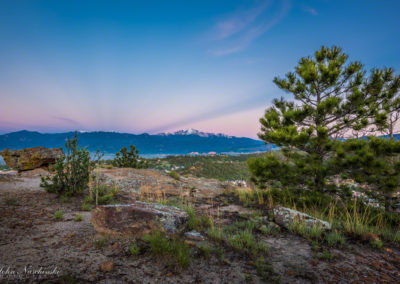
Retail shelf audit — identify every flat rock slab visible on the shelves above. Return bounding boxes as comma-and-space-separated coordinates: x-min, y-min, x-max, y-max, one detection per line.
273, 205, 331, 230
0, 147, 64, 171
91, 201, 188, 238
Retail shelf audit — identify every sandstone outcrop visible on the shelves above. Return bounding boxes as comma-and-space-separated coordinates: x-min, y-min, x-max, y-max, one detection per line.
0, 147, 64, 171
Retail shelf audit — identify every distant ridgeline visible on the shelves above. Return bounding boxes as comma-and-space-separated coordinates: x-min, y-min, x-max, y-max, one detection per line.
0, 130, 274, 157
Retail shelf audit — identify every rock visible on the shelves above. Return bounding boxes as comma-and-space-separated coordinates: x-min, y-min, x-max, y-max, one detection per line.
273, 205, 331, 230
100, 261, 114, 272
0, 147, 64, 171
91, 201, 188, 238
184, 230, 205, 241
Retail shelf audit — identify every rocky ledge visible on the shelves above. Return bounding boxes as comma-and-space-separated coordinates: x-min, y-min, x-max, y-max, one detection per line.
0, 147, 64, 171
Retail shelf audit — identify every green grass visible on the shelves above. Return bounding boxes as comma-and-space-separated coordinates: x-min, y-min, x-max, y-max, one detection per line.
306, 224, 324, 240
318, 250, 335, 261
253, 256, 274, 281
75, 214, 83, 222
81, 203, 93, 211
94, 237, 107, 248
54, 210, 63, 220
209, 221, 269, 258
259, 224, 279, 235
325, 231, 346, 246
171, 239, 191, 268
129, 243, 140, 256
143, 231, 191, 268
143, 231, 170, 255
184, 204, 212, 232
198, 242, 212, 259
208, 227, 225, 242
87, 184, 119, 206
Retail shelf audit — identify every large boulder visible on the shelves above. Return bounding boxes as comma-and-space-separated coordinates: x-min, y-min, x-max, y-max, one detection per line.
273, 205, 331, 230
91, 201, 188, 238
0, 147, 64, 171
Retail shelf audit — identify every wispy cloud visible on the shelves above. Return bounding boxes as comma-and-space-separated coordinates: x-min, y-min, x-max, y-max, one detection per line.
207, 0, 291, 56
148, 93, 269, 133
52, 116, 81, 126
211, 0, 273, 40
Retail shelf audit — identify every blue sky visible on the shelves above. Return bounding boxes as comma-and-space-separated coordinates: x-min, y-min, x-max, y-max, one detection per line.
1, 0, 399, 138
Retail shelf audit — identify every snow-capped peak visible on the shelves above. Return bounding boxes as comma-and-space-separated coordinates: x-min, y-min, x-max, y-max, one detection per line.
157, 129, 232, 138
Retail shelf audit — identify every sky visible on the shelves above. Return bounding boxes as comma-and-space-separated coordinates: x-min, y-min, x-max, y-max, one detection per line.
0, 0, 400, 139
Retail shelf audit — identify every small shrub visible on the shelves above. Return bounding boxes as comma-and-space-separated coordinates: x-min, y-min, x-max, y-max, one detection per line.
75, 214, 83, 222
130, 243, 140, 256
168, 171, 180, 180
54, 210, 63, 220
325, 231, 345, 246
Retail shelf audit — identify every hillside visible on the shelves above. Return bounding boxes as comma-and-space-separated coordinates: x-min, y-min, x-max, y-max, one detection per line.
148, 153, 266, 181
0, 130, 273, 156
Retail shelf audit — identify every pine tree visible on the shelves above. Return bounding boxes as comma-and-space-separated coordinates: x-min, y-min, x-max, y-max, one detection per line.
249, 46, 400, 196
113, 145, 148, 168
334, 137, 400, 210
40, 133, 90, 195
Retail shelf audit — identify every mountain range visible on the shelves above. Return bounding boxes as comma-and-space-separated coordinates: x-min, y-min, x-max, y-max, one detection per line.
0, 129, 273, 157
